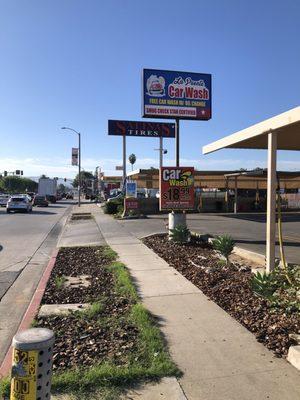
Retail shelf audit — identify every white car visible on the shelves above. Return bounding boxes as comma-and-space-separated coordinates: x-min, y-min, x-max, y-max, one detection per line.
0, 195, 10, 207
6, 196, 33, 213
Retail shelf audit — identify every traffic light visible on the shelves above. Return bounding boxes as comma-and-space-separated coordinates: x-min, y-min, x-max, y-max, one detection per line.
21, 170, 23, 175
16, 170, 20, 175
4, 171, 7, 177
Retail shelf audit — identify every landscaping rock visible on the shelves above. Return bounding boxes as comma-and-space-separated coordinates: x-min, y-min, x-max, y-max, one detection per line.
143, 234, 300, 358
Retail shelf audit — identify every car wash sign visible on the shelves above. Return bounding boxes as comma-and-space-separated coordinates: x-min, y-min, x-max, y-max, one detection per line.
160, 167, 195, 210
142, 69, 211, 120
108, 120, 175, 138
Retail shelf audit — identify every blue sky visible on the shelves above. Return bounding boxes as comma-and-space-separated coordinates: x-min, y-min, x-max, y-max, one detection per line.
0, 0, 300, 178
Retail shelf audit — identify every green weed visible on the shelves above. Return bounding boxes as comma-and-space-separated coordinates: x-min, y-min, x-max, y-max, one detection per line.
55, 275, 66, 289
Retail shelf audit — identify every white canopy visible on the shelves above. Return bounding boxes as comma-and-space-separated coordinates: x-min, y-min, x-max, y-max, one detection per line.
202, 106, 300, 272
203, 106, 300, 154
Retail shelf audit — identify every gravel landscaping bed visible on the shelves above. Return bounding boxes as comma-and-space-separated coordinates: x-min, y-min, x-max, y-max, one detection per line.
42, 247, 116, 305
143, 234, 300, 358
38, 246, 137, 371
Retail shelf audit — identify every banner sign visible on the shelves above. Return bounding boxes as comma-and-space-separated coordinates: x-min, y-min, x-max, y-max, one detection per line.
160, 167, 195, 210
108, 120, 175, 138
72, 148, 79, 166
126, 181, 137, 198
142, 69, 211, 120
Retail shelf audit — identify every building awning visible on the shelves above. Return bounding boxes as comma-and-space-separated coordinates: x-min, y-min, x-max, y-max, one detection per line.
203, 106, 300, 154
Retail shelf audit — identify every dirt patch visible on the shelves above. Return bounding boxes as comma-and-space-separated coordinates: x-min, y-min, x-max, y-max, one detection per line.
42, 247, 115, 304
37, 246, 137, 371
143, 234, 300, 358
70, 213, 93, 221
38, 313, 139, 371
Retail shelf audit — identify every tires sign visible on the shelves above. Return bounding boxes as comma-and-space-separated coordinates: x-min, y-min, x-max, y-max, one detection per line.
159, 167, 195, 210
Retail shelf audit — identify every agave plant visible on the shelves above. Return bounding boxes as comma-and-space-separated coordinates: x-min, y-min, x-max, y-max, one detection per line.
169, 224, 191, 244
212, 235, 235, 265
251, 271, 277, 300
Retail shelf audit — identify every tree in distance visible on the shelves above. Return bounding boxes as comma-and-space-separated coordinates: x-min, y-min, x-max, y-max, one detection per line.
129, 154, 136, 171
72, 171, 94, 189
0, 176, 37, 193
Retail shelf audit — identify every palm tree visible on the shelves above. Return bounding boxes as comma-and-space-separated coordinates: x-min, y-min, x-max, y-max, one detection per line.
129, 154, 136, 171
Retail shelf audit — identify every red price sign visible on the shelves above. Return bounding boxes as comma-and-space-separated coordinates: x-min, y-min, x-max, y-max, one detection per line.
125, 198, 139, 210
159, 167, 194, 210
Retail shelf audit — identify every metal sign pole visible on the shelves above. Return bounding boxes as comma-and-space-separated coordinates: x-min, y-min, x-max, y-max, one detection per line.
123, 134, 126, 188
175, 118, 180, 167
159, 137, 163, 169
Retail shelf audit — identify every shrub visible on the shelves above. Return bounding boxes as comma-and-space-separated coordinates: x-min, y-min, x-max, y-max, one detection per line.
169, 224, 190, 244
251, 271, 278, 300
104, 198, 123, 215
212, 235, 235, 265
251, 265, 300, 314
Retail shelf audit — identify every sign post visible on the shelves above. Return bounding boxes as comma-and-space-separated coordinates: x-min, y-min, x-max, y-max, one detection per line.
124, 181, 138, 217
123, 135, 126, 186
108, 120, 175, 177
159, 166, 195, 237
175, 119, 180, 167
142, 68, 211, 230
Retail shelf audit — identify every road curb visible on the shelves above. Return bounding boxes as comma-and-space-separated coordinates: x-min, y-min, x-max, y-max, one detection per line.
0, 249, 58, 379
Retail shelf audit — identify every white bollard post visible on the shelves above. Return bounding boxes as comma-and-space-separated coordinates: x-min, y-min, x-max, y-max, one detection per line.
10, 328, 55, 400
168, 211, 187, 238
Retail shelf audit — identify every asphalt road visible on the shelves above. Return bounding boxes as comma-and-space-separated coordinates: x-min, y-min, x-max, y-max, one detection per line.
116, 212, 300, 264
0, 200, 74, 298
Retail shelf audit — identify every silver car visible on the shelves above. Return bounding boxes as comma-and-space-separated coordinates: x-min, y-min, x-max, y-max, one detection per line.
6, 196, 33, 213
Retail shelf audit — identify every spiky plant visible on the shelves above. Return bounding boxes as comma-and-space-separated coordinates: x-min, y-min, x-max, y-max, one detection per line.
212, 235, 235, 265
169, 224, 191, 244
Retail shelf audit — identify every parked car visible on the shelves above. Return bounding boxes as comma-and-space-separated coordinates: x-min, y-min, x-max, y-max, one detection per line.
33, 195, 49, 207
66, 193, 74, 199
0, 195, 10, 207
7, 196, 33, 213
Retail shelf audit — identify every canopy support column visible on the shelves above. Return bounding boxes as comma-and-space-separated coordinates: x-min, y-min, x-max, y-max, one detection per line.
266, 130, 277, 273
234, 176, 238, 214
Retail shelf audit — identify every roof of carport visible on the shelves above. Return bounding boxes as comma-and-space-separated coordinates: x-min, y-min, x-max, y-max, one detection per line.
203, 106, 300, 154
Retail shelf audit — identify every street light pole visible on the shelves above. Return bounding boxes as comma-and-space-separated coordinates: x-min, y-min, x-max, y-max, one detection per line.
78, 131, 81, 207
61, 127, 81, 207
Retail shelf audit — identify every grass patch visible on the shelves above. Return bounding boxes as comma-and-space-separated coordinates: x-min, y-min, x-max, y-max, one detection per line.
108, 262, 138, 302
101, 246, 117, 262
80, 301, 104, 319
0, 377, 10, 399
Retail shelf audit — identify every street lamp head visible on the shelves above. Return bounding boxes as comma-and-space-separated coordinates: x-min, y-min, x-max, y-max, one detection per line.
61, 127, 66, 130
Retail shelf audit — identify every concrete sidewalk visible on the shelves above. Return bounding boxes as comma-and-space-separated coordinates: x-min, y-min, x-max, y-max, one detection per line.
58, 205, 105, 247
92, 206, 300, 400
